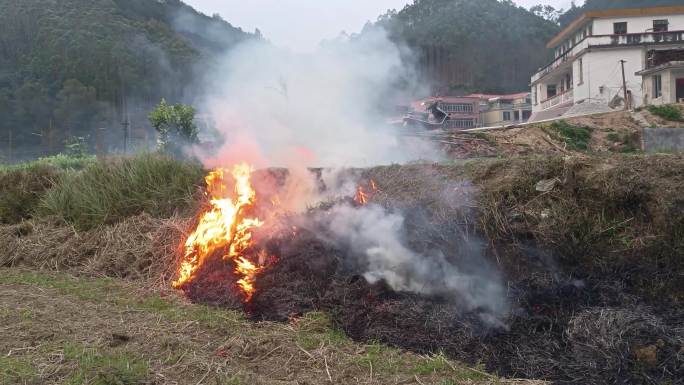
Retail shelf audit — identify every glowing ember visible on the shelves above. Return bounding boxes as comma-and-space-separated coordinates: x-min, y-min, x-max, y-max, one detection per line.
354, 179, 378, 205
173, 163, 264, 302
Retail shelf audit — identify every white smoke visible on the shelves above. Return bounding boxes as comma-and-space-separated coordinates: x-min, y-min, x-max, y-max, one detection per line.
196, 28, 439, 169
313, 203, 508, 318
191, 25, 506, 320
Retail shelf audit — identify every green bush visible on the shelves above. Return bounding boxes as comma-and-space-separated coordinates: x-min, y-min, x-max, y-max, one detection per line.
40, 154, 205, 230
547, 120, 593, 150
648, 105, 683, 122
0, 164, 60, 224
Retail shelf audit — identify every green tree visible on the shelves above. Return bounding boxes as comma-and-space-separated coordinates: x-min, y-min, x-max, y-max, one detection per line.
148, 98, 199, 157
370, 0, 560, 93
0, 0, 255, 158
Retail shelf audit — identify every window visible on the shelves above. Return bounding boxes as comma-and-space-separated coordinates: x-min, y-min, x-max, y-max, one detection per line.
614, 22, 627, 35
514, 111, 520, 121
442, 103, 473, 113
654, 75, 662, 98
547, 84, 557, 98
447, 119, 474, 129
503, 111, 511, 121
578, 58, 584, 85
654, 20, 668, 33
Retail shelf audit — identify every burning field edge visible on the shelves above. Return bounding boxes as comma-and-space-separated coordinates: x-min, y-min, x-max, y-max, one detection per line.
2, 153, 684, 384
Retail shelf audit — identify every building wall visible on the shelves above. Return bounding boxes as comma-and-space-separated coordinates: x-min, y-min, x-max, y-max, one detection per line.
480, 107, 531, 126
672, 69, 684, 103
481, 110, 502, 125
592, 14, 684, 35
536, 72, 572, 102
574, 47, 646, 107
643, 70, 673, 105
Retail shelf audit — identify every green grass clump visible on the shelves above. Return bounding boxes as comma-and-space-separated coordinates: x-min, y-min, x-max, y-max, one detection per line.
63, 343, 148, 385
546, 120, 593, 150
0, 356, 35, 385
40, 154, 205, 230
0, 163, 60, 224
0, 154, 97, 173
648, 105, 683, 122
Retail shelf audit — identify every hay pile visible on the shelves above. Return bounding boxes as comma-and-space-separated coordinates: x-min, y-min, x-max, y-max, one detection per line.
0, 214, 191, 285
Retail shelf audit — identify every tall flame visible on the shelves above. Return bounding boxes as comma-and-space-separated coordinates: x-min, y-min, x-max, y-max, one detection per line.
173, 163, 263, 302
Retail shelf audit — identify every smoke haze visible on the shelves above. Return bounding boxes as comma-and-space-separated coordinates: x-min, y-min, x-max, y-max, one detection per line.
316, 203, 507, 318
197, 28, 439, 169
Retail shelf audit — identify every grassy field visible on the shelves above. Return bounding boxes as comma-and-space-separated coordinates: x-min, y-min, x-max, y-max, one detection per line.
0, 269, 521, 385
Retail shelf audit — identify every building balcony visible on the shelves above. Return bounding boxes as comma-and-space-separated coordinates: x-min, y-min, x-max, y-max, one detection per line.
531, 31, 684, 84
540, 89, 574, 110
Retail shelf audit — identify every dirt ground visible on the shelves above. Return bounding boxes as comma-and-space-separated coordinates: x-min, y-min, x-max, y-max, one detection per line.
0, 269, 545, 385
444, 106, 684, 158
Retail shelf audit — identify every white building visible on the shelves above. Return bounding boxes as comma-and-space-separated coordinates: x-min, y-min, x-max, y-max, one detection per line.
530, 6, 684, 121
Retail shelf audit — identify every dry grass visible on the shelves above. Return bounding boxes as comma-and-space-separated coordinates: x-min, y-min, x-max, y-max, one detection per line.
474, 153, 684, 301
0, 214, 192, 285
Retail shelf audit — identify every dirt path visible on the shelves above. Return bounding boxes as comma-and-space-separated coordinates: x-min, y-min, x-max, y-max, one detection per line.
0, 269, 546, 385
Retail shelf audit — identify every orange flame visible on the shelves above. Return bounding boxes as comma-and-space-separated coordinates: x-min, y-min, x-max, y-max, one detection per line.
173, 163, 263, 302
354, 179, 378, 206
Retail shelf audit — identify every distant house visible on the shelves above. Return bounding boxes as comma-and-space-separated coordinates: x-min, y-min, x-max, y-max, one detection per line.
530, 6, 684, 121
404, 96, 480, 130
637, 46, 684, 105
468, 92, 532, 127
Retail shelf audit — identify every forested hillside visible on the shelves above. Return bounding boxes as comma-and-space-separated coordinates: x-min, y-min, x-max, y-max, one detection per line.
367, 0, 560, 94
0, 0, 254, 160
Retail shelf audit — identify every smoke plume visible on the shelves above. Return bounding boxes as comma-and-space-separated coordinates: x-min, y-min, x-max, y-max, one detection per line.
197, 28, 439, 169
192, 26, 507, 321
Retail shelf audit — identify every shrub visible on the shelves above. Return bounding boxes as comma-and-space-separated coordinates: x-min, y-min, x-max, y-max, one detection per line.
0, 164, 60, 224
546, 120, 593, 150
648, 105, 683, 122
40, 154, 205, 230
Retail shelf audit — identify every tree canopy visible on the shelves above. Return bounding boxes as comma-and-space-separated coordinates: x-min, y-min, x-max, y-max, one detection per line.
0, 0, 254, 161
367, 0, 560, 94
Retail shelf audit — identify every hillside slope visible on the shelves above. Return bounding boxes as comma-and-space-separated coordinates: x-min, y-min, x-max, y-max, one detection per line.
367, 0, 559, 94
0, 0, 254, 159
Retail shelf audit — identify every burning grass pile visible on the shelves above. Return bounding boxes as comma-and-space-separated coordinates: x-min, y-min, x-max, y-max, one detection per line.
2, 153, 684, 384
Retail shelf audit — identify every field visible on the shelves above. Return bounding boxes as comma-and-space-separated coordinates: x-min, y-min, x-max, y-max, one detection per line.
2, 151, 684, 384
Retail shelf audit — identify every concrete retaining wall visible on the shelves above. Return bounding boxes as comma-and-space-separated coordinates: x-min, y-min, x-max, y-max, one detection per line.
643, 127, 684, 153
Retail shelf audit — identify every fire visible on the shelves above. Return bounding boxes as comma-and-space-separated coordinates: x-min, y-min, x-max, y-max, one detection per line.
173, 163, 264, 302
354, 179, 378, 205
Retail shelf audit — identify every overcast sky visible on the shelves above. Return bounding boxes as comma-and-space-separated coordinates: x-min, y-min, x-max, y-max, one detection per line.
185, 0, 579, 51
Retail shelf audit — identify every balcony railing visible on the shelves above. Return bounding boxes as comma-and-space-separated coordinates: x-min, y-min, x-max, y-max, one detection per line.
532, 30, 684, 83
540, 89, 574, 110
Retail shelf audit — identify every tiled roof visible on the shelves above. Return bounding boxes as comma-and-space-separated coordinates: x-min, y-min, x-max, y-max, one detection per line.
467, 92, 530, 100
